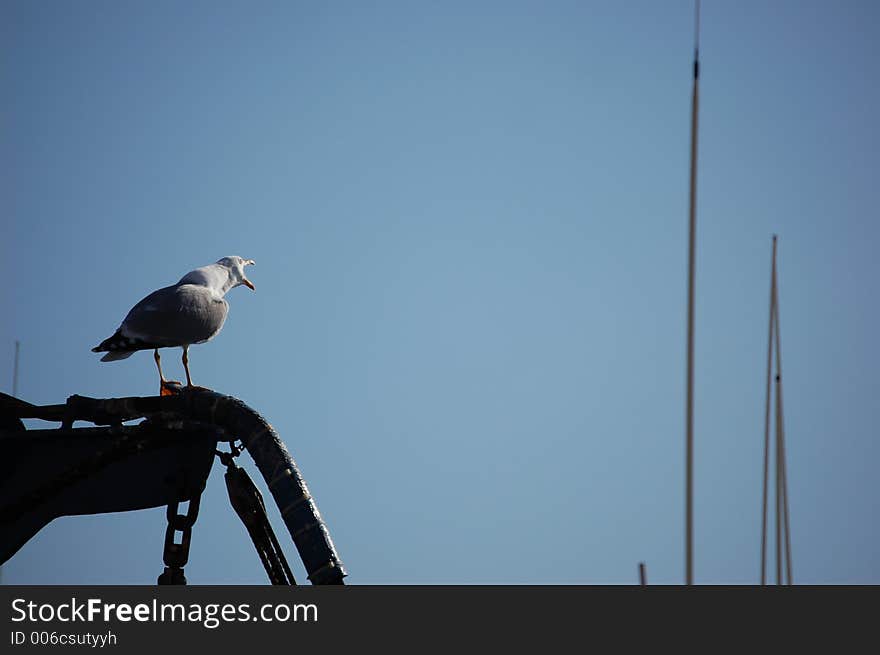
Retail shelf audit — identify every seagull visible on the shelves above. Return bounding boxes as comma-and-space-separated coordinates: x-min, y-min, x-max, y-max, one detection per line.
92, 256, 256, 394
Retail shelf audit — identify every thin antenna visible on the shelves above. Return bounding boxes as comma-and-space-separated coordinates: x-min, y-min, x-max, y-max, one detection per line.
685, 0, 701, 586
13, 340, 20, 397
2, 340, 17, 585
639, 562, 647, 586
760, 236, 777, 585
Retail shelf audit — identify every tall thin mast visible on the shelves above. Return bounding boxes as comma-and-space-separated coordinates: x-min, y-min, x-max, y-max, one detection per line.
685, 0, 701, 586
760, 237, 777, 585
773, 268, 793, 584
760, 237, 793, 585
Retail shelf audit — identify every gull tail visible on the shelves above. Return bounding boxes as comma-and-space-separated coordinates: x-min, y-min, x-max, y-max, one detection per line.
92, 329, 138, 362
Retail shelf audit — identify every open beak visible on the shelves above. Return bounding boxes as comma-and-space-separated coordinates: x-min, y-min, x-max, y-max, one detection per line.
243, 259, 255, 290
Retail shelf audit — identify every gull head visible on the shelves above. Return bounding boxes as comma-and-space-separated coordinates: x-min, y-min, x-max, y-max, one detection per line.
217, 256, 256, 291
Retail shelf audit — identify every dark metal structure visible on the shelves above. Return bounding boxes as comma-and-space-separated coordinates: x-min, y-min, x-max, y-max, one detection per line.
0, 387, 345, 585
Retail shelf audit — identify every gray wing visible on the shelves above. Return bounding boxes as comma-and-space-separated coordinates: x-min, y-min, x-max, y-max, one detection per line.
120, 283, 229, 347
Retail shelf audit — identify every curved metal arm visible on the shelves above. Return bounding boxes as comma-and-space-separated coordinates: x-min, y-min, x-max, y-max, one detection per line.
9, 389, 347, 585
179, 390, 346, 585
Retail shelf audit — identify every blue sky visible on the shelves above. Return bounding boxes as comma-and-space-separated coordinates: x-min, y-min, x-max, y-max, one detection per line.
2, 0, 878, 584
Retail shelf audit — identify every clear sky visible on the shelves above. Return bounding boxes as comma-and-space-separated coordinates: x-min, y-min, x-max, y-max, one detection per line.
2, 0, 878, 584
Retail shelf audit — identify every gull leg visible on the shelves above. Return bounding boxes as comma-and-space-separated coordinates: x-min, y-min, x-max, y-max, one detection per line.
181, 345, 210, 391
182, 345, 193, 387
156, 348, 182, 396
154, 349, 166, 383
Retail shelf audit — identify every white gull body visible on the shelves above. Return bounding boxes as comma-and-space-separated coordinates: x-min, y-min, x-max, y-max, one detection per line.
92, 256, 255, 386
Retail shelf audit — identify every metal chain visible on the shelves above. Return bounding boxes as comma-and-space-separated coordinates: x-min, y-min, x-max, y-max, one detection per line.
157, 493, 202, 585
217, 445, 296, 585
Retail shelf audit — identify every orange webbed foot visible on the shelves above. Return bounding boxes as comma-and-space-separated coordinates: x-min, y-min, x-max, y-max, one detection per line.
160, 380, 183, 396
